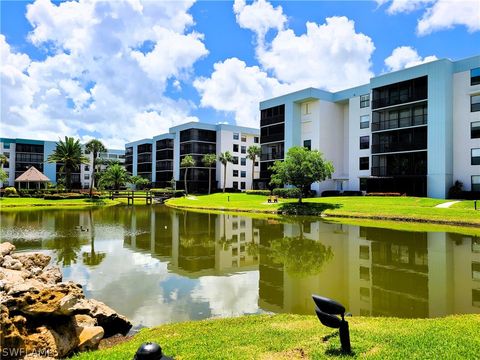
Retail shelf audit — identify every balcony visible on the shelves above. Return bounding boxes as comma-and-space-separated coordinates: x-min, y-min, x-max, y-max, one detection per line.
260, 153, 284, 161
372, 114, 427, 132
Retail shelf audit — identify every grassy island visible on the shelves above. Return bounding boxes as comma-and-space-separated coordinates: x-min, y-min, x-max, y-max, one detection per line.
73, 314, 480, 359
166, 193, 480, 227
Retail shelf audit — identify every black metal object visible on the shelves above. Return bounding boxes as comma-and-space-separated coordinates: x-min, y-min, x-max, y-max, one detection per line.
134, 342, 173, 360
312, 295, 351, 353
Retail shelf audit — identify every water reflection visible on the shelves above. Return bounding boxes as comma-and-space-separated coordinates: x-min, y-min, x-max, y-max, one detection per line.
1, 206, 479, 328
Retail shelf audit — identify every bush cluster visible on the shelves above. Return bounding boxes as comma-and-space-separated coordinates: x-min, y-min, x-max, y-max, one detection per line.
44, 193, 87, 200
245, 190, 271, 196
4, 187, 18, 196
150, 189, 186, 198
272, 188, 302, 198
366, 192, 403, 196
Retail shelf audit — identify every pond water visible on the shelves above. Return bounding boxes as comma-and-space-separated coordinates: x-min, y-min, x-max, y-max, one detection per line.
1, 206, 479, 330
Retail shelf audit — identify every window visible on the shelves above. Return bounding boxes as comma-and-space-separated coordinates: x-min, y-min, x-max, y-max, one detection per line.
84, 165, 90, 172
359, 246, 369, 260
472, 148, 480, 165
304, 102, 311, 114
473, 262, 480, 281
360, 94, 370, 108
360, 136, 370, 150
241, 157, 246, 166
241, 181, 246, 190
254, 136, 259, 143
359, 157, 369, 170
471, 67, 480, 86
473, 289, 480, 308
472, 175, 480, 192
233, 181, 238, 189
3, 143, 10, 149
84, 174, 90, 180
360, 115, 370, 129
233, 156, 239, 165
472, 122, 480, 139
241, 135, 247, 142
360, 178, 367, 191
233, 170, 239, 177
241, 171, 246, 178
360, 266, 370, 281
233, 132, 239, 140
472, 95, 480, 112
241, 146, 246, 154
254, 161, 259, 166
303, 140, 311, 150
233, 144, 239, 152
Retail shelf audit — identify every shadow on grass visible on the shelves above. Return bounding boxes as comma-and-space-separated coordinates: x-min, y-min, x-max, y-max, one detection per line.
278, 202, 342, 216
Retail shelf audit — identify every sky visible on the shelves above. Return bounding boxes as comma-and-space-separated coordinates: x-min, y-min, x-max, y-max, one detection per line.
1, 0, 479, 149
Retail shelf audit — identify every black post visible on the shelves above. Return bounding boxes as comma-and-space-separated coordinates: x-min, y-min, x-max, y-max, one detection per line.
339, 320, 351, 353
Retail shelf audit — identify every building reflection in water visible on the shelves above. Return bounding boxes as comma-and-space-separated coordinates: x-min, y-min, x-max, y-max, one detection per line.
123, 207, 480, 319
2, 206, 478, 321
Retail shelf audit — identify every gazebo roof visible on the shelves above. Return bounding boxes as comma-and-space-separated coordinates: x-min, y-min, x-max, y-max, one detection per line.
15, 166, 50, 183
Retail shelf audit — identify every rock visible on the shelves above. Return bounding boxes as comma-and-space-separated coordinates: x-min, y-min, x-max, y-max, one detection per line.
12, 252, 51, 270
0, 242, 15, 256
71, 298, 132, 337
36, 266, 62, 285
76, 326, 104, 352
74, 314, 97, 327
30, 266, 42, 276
0, 305, 27, 355
24, 321, 79, 359
3, 255, 23, 270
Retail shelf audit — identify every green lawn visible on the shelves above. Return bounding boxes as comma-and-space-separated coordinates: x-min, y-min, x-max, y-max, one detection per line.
166, 194, 480, 227
0, 197, 122, 211
73, 314, 480, 360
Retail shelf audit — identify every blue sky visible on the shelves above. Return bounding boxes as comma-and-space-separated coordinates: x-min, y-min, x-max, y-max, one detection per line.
1, 0, 479, 148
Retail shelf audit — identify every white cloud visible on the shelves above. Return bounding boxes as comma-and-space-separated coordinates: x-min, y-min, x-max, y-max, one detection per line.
378, 0, 480, 35
196, 1, 375, 128
384, 46, 438, 71
258, 17, 375, 91
194, 58, 291, 128
191, 272, 260, 317
233, 0, 287, 42
417, 0, 480, 35
1, 0, 206, 148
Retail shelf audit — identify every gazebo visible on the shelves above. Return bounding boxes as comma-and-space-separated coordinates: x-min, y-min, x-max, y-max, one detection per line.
15, 166, 51, 190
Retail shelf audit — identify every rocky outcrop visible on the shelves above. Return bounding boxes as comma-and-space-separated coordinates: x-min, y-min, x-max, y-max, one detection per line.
0, 243, 132, 359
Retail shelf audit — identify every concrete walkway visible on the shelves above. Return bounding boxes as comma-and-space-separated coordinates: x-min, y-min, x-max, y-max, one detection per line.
435, 201, 460, 208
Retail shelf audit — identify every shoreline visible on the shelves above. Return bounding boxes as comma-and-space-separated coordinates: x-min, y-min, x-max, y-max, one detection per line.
165, 200, 480, 228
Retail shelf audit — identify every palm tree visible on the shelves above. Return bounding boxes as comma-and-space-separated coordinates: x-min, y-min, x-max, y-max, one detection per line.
47, 137, 89, 190
202, 153, 217, 195
247, 145, 261, 190
218, 151, 233, 193
85, 139, 107, 197
99, 163, 129, 190
181, 155, 196, 196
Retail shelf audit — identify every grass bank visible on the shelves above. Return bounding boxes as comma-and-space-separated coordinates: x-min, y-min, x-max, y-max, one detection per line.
0, 197, 123, 211
73, 314, 480, 360
166, 193, 480, 227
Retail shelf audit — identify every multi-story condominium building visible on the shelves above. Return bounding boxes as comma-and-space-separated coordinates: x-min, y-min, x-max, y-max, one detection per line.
125, 122, 260, 192
258, 55, 480, 198
0, 137, 124, 189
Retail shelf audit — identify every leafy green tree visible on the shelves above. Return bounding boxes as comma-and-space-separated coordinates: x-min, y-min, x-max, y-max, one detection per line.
0, 154, 8, 184
202, 153, 217, 194
47, 136, 89, 190
247, 145, 261, 190
99, 163, 129, 190
218, 151, 233, 193
85, 139, 107, 197
270, 146, 334, 203
181, 155, 196, 196
129, 175, 150, 190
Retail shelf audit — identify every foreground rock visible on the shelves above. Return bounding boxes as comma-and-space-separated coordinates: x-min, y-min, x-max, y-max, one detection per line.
0, 243, 132, 359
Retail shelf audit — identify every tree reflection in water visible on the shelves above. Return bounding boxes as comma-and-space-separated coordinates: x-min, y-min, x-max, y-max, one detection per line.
82, 209, 106, 267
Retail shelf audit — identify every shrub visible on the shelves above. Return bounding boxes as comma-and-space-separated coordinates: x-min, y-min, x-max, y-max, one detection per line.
448, 180, 463, 199
222, 188, 242, 193
366, 192, 403, 196
4, 187, 17, 196
273, 188, 302, 198
6, 193, 20, 198
321, 190, 341, 197
245, 190, 271, 196
342, 190, 363, 196
151, 189, 185, 197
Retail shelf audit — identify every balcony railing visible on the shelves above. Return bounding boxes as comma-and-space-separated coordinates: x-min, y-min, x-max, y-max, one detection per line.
372, 88, 427, 109
260, 153, 284, 161
372, 114, 427, 132
371, 141, 427, 154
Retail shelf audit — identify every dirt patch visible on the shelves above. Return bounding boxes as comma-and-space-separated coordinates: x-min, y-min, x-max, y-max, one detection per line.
98, 333, 133, 349
261, 348, 307, 360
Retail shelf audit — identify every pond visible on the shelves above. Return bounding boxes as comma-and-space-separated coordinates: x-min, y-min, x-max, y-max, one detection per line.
1, 206, 479, 330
